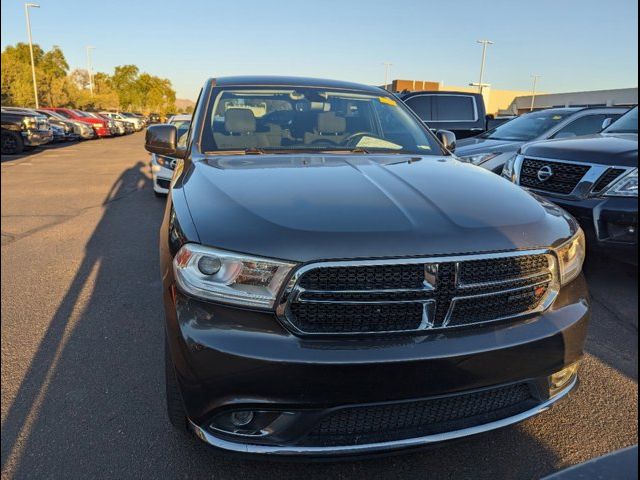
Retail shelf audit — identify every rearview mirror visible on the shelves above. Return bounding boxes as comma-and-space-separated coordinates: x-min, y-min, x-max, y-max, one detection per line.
436, 129, 456, 153
601, 117, 613, 130
145, 124, 177, 156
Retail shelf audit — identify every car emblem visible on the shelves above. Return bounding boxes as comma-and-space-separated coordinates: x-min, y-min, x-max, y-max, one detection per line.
537, 165, 554, 182
170, 159, 177, 169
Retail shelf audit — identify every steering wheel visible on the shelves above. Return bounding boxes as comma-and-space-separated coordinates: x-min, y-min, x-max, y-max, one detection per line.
342, 131, 377, 147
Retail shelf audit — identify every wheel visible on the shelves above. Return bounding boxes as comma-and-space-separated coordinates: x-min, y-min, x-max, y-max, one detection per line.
1, 131, 24, 155
165, 335, 188, 430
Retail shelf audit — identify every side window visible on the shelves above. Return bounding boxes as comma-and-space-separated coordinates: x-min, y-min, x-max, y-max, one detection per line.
551, 114, 613, 139
404, 96, 432, 121
432, 96, 476, 121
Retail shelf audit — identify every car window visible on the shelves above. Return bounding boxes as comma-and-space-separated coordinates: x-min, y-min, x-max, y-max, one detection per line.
55, 110, 73, 119
551, 114, 621, 139
404, 96, 432, 121
201, 87, 442, 155
433, 96, 476, 121
480, 110, 574, 141
604, 107, 638, 134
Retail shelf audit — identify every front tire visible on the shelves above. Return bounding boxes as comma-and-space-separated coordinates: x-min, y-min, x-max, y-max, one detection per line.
1, 131, 24, 155
165, 335, 188, 431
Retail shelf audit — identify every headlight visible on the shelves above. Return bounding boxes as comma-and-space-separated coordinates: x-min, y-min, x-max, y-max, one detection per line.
22, 117, 37, 129
173, 244, 296, 308
554, 228, 586, 286
459, 152, 500, 165
156, 155, 176, 169
604, 168, 638, 197
502, 154, 520, 182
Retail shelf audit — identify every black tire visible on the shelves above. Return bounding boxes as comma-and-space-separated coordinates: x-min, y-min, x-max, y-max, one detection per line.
1, 131, 24, 155
165, 335, 188, 431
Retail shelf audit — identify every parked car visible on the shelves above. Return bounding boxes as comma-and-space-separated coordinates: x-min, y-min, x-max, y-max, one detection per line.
37, 109, 96, 140
146, 76, 589, 457
503, 106, 638, 265
150, 114, 191, 196
41, 108, 111, 138
400, 90, 489, 139
101, 111, 144, 131
149, 113, 161, 123
1, 108, 53, 154
3, 106, 79, 142
456, 107, 627, 173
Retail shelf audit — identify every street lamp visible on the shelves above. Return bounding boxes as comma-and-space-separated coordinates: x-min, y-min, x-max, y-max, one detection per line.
86, 46, 96, 96
530, 75, 541, 111
383, 62, 393, 91
476, 39, 494, 94
24, 3, 40, 108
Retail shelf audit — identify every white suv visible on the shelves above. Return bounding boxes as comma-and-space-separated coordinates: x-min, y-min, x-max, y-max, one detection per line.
99, 112, 144, 131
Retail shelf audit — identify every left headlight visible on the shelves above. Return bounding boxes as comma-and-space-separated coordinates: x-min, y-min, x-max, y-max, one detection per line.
459, 152, 500, 165
603, 168, 638, 197
173, 243, 296, 308
502, 153, 521, 182
554, 228, 586, 286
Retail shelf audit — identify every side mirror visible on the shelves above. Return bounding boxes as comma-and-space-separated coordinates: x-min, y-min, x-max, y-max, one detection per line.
145, 124, 178, 156
436, 129, 456, 153
601, 117, 613, 130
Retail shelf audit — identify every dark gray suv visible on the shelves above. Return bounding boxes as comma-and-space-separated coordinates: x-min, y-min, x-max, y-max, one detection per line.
145, 76, 590, 457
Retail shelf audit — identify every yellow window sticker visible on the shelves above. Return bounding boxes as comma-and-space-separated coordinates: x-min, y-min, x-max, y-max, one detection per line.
379, 97, 397, 106
552, 115, 563, 120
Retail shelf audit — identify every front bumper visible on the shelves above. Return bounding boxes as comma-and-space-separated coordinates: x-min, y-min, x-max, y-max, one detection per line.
21, 129, 53, 146
151, 157, 173, 193
544, 195, 637, 265
164, 274, 589, 456
93, 126, 111, 137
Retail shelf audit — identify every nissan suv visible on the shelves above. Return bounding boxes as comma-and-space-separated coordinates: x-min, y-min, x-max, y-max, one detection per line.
145, 76, 590, 457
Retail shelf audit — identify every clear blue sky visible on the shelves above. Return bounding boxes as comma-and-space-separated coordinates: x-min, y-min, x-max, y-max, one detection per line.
1, 0, 637, 100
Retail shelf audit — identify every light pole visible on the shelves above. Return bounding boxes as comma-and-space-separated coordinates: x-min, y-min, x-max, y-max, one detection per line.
476, 39, 494, 94
24, 3, 40, 108
383, 62, 393, 91
530, 75, 541, 111
86, 46, 95, 96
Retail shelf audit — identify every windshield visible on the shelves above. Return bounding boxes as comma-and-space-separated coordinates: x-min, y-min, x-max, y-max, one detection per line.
480, 110, 574, 141
201, 87, 442, 155
54, 110, 73, 119
604, 107, 638, 134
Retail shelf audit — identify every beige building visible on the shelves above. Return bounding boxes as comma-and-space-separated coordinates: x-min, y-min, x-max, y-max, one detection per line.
387, 79, 533, 116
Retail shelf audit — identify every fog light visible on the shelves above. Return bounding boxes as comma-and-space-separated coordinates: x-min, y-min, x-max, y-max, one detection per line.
549, 362, 580, 397
197, 256, 222, 275
230, 411, 254, 427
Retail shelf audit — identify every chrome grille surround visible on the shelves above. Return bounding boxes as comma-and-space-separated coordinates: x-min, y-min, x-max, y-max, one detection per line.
514, 155, 636, 199
276, 250, 560, 336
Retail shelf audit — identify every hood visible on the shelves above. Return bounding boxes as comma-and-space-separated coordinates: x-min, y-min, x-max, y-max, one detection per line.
522, 133, 638, 167
455, 137, 522, 156
181, 154, 576, 262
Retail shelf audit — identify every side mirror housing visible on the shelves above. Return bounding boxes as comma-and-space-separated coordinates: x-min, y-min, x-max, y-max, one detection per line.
436, 129, 457, 153
145, 124, 178, 156
601, 117, 613, 130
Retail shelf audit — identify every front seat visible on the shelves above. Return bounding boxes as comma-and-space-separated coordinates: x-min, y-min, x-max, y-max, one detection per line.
304, 112, 347, 145
213, 108, 268, 149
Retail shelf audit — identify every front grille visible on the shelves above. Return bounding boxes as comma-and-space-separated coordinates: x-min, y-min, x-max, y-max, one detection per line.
300, 383, 536, 446
520, 158, 590, 194
592, 168, 626, 193
282, 252, 556, 334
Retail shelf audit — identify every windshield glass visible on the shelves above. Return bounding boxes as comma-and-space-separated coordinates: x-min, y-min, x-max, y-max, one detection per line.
604, 107, 638, 134
480, 110, 574, 141
54, 110, 73, 119
201, 87, 442, 155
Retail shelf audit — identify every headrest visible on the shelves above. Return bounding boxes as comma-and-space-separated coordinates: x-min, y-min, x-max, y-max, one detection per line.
224, 108, 256, 133
316, 112, 346, 134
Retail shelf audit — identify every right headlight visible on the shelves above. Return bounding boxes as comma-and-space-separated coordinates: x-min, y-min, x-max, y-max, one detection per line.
603, 168, 638, 197
554, 228, 586, 286
173, 243, 296, 308
502, 153, 521, 182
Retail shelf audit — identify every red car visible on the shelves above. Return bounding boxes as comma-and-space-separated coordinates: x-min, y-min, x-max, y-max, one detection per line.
41, 108, 111, 138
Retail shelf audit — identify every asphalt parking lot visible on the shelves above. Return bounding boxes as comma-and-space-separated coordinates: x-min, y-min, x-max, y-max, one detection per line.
1, 134, 637, 480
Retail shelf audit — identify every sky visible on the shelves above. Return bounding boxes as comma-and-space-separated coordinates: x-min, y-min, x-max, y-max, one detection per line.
1, 0, 637, 101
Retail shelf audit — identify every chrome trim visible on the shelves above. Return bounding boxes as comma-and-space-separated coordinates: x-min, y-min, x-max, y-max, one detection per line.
276, 249, 558, 336
189, 376, 577, 456
516, 155, 635, 199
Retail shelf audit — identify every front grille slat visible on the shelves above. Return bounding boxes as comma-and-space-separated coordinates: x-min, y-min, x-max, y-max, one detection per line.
300, 383, 535, 446
284, 253, 555, 335
520, 158, 590, 194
